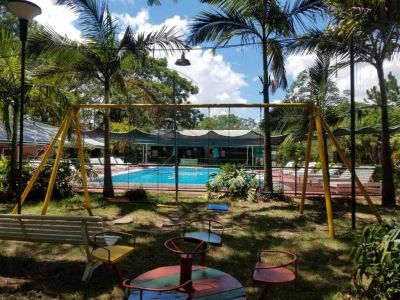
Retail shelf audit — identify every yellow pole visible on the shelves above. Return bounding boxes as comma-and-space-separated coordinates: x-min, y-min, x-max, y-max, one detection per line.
41, 109, 72, 215
319, 117, 381, 221
76, 103, 315, 109
11, 116, 68, 214
300, 112, 315, 213
315, 108, 335, 238
72, 108, 91, 209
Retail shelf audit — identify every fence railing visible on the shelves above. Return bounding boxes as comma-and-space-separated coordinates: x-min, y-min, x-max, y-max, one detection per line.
68, 161, 381, 197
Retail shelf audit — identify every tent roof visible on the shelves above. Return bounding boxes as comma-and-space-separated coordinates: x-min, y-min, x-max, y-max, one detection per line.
83, 129, 287, 148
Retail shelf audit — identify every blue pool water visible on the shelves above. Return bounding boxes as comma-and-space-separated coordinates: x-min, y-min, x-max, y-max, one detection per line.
110, 167, 221, 185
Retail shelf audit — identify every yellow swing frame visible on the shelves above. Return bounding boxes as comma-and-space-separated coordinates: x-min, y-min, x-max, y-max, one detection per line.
12, 103, 381, 238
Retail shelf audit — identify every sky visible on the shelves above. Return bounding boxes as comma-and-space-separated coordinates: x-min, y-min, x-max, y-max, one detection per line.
28, 0, 400, 119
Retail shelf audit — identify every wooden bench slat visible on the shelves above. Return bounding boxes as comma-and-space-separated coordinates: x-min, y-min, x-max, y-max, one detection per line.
0, 218, 103, 226
0, 223, 104, 232
0, 214, 102, 221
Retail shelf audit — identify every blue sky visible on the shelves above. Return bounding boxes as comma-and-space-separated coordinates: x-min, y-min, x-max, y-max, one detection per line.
31, 0, 400, 119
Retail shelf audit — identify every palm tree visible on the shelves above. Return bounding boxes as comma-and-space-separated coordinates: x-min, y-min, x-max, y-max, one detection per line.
271, 52, 346, 165
0, 27, 21, 194
188, 0, 323, 192
31, 0, 187, 197
0, 26, 71, 196
291, 1, 399, 206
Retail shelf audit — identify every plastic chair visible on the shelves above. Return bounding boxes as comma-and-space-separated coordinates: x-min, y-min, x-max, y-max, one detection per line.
90, 231, 136, 286
183, 218, 224, 265
252, 250, 297, 299
122, 279, 192, 300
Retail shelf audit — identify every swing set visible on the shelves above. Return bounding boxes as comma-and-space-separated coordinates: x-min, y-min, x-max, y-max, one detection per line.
12, 103, 381, 238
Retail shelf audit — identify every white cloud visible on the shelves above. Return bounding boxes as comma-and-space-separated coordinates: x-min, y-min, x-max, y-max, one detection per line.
31, 0, 81, 41
169, 49, 248, 106
333, 60, 400, 101
285, 54, 400, 102
286, 54, 316, 78
115, 8, 150, 30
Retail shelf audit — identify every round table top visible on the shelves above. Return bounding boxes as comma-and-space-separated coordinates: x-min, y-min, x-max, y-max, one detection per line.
131, 265, 246, 300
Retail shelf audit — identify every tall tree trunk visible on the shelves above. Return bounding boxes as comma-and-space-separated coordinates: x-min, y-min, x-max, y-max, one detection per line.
103, 80, 114, 198
262, 37, 273, 192
376, 62, 396, 207
9, 101, 19, 196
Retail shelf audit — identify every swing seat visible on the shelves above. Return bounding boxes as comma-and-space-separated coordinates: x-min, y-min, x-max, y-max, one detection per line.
207, 204, 229, 211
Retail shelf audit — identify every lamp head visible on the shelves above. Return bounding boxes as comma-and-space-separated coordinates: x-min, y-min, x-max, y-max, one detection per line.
7, 0, 41, 22
175, 52, 191, 66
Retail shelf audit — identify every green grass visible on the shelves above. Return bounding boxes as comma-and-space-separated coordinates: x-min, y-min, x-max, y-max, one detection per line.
0, 193, 398, 299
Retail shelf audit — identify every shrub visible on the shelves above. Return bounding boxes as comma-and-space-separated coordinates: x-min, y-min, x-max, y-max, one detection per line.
352, 221, 400, 299
0, 156, 75, 202
27, 160, 75, 200
206, 163, 257, 201
125, 188, 147, 202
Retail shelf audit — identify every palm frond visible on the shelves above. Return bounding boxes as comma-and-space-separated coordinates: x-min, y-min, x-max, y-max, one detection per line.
56, 0, 118, 45
122, 25, 187, 56
267, 39, 287, 90
287, 0, 324, 31
188, 8, 260, 46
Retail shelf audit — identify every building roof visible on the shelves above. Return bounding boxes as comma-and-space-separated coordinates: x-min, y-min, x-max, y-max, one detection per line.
0, 119, 102, 148
0, 119, 58, 145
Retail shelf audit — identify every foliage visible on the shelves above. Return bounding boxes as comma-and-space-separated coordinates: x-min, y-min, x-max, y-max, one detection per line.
0, 155, 10, 193
0, 156, 75, 202
196, 114, 257, 130
367, 72, 400, 106
277, 137, 306, 166
392, 135, 400, 188
207, 163, 257, 201
352, 221, 400, 299
125, 188, 147, 202
27, 161, 75, 201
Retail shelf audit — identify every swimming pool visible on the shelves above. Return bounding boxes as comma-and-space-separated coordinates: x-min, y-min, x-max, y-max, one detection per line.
110, 167, 221, 185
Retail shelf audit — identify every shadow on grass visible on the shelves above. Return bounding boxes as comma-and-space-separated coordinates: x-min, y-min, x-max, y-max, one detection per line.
0, 254, 117, 298
1, 194, 392, 299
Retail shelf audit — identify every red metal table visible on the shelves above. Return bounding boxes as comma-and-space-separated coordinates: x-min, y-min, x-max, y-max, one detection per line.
129, 265, 246, 299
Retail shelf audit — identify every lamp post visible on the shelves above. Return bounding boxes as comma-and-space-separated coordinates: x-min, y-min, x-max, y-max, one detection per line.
7, 0, 42, 214
173, 53, 191, 203
350, 37, 356, 229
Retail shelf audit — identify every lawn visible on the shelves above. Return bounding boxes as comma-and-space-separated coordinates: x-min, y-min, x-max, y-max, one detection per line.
0, 193, 398, 299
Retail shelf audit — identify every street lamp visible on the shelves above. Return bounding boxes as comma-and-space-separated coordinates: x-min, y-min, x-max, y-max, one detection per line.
175, 52, 191, 67
7, 0, 42, 214
173, 52, 191, 203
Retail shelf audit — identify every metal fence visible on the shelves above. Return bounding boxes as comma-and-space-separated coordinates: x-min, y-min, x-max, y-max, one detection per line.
77, 161, 381, 197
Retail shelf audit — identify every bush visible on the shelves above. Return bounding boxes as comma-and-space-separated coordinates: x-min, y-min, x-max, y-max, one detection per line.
0, 156, 75, 202
352, 221, 400, 299
206, 163, 257, 201
125, 188, 147, 202
27, 161, 74, 200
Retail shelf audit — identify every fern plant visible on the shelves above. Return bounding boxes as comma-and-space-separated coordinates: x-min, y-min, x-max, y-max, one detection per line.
206, 163, 257, 201
352, 220, 400, 299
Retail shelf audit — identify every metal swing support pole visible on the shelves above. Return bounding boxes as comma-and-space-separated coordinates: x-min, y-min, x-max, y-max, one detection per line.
300, 108, 315, 213
41, 109, 73, 215
72, 107, 91, 212
11, 115, 69, 214
319, 116, 381, 221
314, 107, 335, 239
